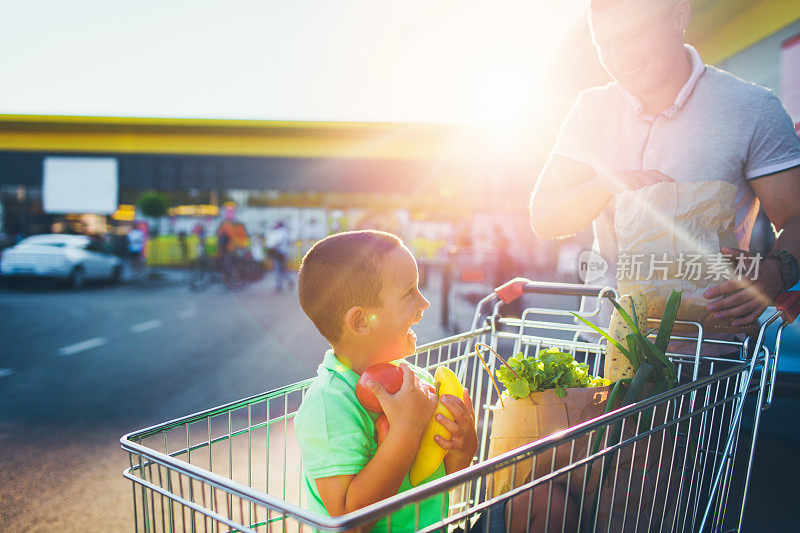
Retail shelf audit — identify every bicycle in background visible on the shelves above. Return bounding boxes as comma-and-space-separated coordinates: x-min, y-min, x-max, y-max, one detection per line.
187, 250, 264, 292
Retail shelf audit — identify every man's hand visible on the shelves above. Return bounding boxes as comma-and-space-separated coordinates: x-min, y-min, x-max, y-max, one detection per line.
435, 389, 478, 474
599, 169, 675, 194
704, 247, 783, 327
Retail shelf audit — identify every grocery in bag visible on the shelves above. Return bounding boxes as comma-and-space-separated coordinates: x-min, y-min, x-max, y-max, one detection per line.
614, 181, 748, 332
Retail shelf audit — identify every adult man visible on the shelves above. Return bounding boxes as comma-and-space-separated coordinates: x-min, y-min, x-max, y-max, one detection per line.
267, 221, 293, 291
530, 0, 800, 328
127, 223, 146, 274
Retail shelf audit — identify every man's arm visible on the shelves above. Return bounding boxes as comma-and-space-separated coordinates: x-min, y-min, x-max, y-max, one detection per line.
530, 155, 610, 240
751, 165, 800, 258
530, 155, 675, 240
706, 165, 800, 326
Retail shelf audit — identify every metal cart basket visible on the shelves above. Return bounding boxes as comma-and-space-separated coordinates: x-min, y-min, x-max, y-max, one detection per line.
122, 279, 800, 532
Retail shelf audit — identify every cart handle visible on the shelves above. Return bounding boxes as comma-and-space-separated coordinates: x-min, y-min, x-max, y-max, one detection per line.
494, 277, 609, 303
775, 290, 800, 324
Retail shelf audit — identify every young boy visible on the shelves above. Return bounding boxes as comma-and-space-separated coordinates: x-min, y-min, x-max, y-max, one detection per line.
294, 230, 478, 532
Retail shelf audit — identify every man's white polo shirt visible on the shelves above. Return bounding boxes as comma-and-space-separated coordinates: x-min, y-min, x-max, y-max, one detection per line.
552, 44, 800, 296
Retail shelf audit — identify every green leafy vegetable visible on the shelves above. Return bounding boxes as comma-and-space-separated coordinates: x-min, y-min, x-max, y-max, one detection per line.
507, 378, 530, 398
496, 348, 610, 399
574, 313, 632, 361
655, 290, 682, 354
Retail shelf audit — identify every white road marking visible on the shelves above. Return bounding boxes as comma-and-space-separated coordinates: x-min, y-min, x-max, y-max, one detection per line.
58, 337, 107, 356
130, 319, 163, 333
0, 368, 13, 379
178, 308, 196, 320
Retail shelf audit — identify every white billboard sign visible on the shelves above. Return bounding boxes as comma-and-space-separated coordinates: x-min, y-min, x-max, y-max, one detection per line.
43, 156, 119, 214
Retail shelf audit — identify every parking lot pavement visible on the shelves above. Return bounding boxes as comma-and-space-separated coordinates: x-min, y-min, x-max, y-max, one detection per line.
120, 262, 189, 285
0, 424, 132, 532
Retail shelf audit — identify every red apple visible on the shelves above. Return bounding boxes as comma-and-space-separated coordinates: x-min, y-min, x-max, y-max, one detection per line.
356, 363, 403, 413
375, 413, 390, 444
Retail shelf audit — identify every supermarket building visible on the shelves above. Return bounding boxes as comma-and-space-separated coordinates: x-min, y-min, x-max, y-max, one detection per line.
0, 0, 798, 246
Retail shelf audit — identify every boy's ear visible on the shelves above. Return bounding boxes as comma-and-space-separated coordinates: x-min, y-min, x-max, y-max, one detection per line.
344, 306, 371, 336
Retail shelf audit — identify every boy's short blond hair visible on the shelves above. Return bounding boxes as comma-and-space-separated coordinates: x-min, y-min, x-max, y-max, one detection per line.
298, 230, 403, 343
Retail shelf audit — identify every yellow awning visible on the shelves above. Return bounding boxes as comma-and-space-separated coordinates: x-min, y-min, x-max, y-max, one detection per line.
0, 114, 476, 160
690, 0, 800, 64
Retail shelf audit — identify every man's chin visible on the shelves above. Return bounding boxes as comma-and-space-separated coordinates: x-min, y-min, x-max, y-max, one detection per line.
616, 76, 648, 96
615, 70, 666, 102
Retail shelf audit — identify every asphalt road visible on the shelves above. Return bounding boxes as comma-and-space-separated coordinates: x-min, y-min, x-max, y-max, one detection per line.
0, 276, 328, 428
1, 270, 798, 531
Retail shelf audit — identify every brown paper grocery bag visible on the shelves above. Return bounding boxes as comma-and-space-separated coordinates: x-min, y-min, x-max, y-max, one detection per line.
486, 387, 612, 502
614, 181, 752, 334
486, 385, 678, 531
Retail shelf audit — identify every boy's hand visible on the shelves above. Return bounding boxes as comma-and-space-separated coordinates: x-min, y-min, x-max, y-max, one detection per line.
435, 389, 478, 473
365, 364, 436, 436
318, 365, 436, 523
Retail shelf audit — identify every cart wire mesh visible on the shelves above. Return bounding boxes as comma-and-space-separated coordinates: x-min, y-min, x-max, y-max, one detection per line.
122, 282, 790, 532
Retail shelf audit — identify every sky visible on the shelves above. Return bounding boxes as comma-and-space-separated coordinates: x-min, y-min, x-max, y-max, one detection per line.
0, 0, 587, 124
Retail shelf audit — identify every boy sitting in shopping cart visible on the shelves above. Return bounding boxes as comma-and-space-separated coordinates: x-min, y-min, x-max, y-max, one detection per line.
294, 230, 575, 532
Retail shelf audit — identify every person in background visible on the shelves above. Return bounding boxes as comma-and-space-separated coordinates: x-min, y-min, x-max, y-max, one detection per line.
493, 226, 522, 318
177, 231, 188, 263
215, 220, 234, 264
492, 226, 514, 288
251, 233, 266, 264
127, 224, 146, 274
192, 223, 207, 258
267, 221, 293, 291
113, 230, 128, 257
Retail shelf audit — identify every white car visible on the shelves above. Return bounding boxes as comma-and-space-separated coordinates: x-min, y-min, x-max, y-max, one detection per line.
0, 234, 123, 288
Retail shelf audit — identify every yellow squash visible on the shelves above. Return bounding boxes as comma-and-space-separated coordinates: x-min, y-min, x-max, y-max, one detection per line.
605, 290, 649, 382
409, 366, 463, 486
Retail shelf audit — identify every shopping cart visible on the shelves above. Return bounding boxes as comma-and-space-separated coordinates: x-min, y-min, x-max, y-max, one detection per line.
121, 279, 800, 532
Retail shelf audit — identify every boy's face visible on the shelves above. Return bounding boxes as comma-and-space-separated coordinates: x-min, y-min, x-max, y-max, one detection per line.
365, 245, 430, 362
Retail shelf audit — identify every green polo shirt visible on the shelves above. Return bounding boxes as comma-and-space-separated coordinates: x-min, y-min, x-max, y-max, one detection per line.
294, 350, 448, 532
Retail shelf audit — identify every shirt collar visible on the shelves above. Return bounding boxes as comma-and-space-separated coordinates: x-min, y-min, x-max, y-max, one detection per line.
621, 44, 706, 120
319, 349, 360, 391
